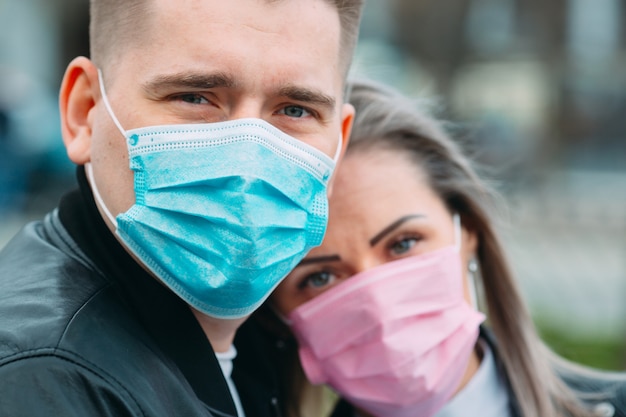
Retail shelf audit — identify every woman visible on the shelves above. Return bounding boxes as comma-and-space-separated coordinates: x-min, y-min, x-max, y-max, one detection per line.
259, 79, 626, 417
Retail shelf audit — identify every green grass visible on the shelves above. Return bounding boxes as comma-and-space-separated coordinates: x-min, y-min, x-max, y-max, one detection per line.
536, 321, 626, 371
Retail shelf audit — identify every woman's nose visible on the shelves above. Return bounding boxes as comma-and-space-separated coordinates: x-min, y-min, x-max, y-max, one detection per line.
352, 256, 384, 275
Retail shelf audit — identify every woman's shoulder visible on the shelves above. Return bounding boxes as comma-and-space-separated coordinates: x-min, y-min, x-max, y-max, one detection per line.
559, 367, 626, 417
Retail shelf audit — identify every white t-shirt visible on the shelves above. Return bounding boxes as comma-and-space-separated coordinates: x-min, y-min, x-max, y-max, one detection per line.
215, 345, 246, 417
434, 339, 511, 417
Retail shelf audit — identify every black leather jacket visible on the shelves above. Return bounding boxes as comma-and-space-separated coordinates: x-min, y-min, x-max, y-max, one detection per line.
0, 168, 282, 417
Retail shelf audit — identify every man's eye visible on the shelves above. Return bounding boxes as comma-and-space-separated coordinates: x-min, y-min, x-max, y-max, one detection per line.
303, 271, 335, 289
177, 94, 209, 104
390, 237, 419, 255
280, 105, 310, 118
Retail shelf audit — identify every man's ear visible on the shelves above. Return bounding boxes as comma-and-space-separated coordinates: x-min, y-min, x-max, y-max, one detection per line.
339, 102, 354, 160
327, 102, 355, 196
59, 57, 99, 165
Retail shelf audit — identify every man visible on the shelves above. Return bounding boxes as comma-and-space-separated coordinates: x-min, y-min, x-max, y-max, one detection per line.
0, 0, 363, 415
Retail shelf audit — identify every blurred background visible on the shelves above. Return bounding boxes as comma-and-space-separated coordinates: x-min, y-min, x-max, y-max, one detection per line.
1, 0, 624, 369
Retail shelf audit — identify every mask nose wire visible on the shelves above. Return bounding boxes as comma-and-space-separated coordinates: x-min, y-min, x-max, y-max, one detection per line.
97, 69, 127, 137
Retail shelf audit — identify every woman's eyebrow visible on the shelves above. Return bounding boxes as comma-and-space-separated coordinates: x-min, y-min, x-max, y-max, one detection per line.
369, 214, 426, 247
297, 254, 341, 266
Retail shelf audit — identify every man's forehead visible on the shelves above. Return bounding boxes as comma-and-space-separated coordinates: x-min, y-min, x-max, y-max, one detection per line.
152, 0, 340, 23
104, 0, 345, 99
145, 0, 341, 57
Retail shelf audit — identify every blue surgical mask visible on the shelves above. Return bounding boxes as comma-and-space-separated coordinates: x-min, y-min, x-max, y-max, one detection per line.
87, 70, 341, 319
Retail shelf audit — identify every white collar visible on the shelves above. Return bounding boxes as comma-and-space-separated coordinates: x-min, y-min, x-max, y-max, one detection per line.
215, 345, 237, 379
214, 345, 246, 417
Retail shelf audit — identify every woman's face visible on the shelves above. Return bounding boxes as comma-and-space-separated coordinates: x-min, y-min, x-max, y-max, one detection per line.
271, 146, 478, 316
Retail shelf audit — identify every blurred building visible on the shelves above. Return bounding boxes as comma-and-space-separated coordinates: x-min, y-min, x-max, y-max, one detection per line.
358, 0, 626, 174
0, 0, 88, 218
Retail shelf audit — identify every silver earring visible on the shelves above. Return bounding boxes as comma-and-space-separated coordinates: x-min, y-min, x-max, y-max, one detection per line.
468, 258, 478, 274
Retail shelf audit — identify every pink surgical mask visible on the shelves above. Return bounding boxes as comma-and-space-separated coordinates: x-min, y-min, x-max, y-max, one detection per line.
287, 215, 485, 417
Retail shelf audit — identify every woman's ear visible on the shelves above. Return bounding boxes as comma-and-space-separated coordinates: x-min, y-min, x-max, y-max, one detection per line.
59, 57, 99, 165
460, 224, 480, 308
461, 225, 479, 265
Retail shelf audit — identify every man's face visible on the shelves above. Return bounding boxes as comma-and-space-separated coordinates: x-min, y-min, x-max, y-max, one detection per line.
85, 0, 352, 226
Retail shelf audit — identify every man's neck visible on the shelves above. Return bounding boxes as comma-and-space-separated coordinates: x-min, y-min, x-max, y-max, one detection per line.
190, 308, 248, 353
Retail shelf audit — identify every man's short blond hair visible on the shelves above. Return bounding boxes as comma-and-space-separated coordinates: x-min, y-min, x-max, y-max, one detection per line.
89, 0, 364, 78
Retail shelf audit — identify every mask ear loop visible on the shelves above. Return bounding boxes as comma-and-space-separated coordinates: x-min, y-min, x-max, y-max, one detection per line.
88, 70, 128, 229
453, 213, 479, 309
268, 303, 293, 326
97, 69, 127, 138
467, 258, 480, 310
85, 162, 118, 227
331, 134, 343, 163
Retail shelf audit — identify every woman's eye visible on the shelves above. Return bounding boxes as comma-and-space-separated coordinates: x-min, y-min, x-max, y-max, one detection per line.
390, 237, 419, 255
302, 271, 335, 289
280, 105, 310, 118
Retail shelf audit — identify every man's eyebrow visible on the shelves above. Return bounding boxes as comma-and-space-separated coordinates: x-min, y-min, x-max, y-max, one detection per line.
277, 85, 336, 110
142, 72, 236, 93
297, 254, 341, 266
369, 214, 426, 247
141, 75, 335, 111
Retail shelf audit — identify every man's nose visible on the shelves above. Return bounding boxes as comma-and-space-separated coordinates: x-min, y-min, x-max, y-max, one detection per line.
227, 100, 264, 121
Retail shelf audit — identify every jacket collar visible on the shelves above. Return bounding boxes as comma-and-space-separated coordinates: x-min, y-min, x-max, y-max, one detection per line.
58, 166, 238, 416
